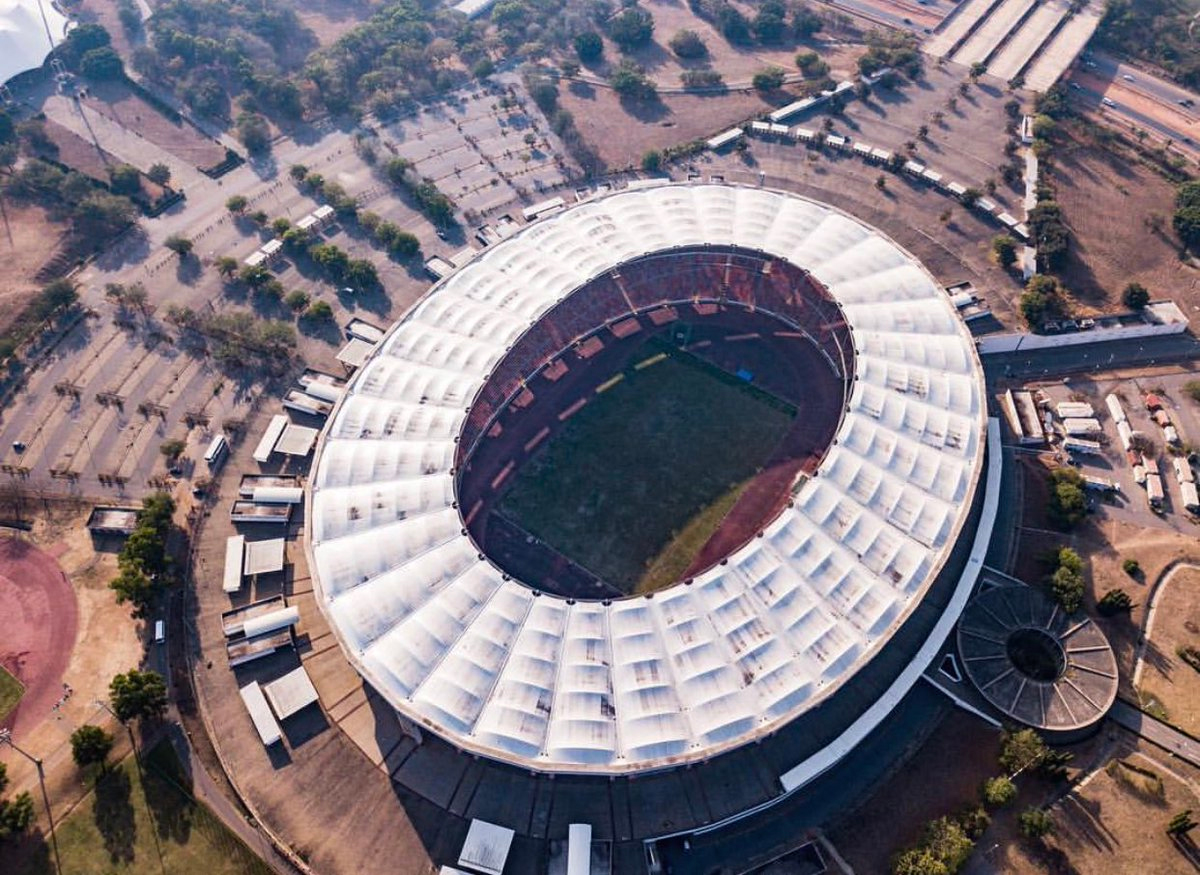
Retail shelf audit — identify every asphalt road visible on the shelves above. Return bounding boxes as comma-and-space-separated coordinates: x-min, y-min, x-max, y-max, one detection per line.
1110, 698, 1200, 770
983, 334, 1200, 382
1069, 51, 1200, 153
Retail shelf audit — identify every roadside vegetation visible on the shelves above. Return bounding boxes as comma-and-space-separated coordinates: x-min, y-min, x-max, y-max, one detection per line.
1098, 0, 1200, 88
108, 493, 177, 616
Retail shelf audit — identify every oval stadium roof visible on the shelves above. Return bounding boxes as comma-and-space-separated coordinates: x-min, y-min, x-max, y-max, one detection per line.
0, 0, 68, 85
306, 182, 988, 774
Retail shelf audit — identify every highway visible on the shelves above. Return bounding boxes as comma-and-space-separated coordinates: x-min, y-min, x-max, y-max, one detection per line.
1068, 51, 1200, 155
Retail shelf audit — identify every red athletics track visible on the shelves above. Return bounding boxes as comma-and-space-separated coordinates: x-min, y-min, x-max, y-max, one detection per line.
0, 537, 78, 740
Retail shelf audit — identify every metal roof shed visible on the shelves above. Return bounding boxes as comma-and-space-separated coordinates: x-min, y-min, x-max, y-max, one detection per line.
458, 820, 514, 875
275, 424, 319, 457
224, 535, 246, 593
244, 538, 286, 576
242, 606, 300, 639
263, 665, 320, 719
336, 338, 375, 370
239, 682, 282, 746
253, 414, 289, 464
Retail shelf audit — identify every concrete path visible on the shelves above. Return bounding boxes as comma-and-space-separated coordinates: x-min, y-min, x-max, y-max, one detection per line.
1110, 698, 1200, 770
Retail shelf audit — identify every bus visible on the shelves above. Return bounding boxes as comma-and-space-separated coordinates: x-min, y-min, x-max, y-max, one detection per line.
204, 434, 228, 469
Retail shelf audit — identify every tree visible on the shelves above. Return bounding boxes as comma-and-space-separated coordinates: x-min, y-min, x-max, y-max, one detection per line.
0, 762, 7, 795
641, 150, 662, 173
1020, 274, 1066, 328
922, 818, 973, 871
1123, 282, 1150, 310
792, 6, 823, 37
108, 669, 168, 722
1048, 467, 1087, 530
1097, 589, 1133, 616
716, 4, 752, 43
0, 791, 35, 837
753, 2, 788, 43
969, 61, 987, 80
80, 46, 124, 80
215, 256, 238, 278
611, 60, 657, 100
109, 565, 154, 609
1122, 558, 1141, 577
892, 848, 949, 875
164, 234, 193, 257
70, 724, 114, 769
752, 67, 787, 92
345, 258, 378, 289
306, 300, 334, 321
159, 439, 186, 462
999, 728, 1049, 778
288, 164, 308, 183
271, 217, 291, 236
62, 23, 111, 63
1173, 206, 1200, 250
235, 111, 270, 154
1168, 810, 1198, 836
389, 231, 420, 258
1018, 807, 1054, 839
983, 776, 1017, 808
225, 194, 248, 214
109, 164, 141, 196
959, 186, 982, 207
285, 290, 310, 311
607, 7, 654, 52
147, 163, 171, 186
574, 31, 603, 63
239, 264, 271, 288
669, 29, 707, 58
1050, 546, 1086, 613
991, 235, 1017, 269
1028, 201, 1069, 270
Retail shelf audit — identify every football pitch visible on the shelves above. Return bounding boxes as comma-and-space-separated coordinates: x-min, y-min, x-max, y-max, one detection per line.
498, 344, 796, 594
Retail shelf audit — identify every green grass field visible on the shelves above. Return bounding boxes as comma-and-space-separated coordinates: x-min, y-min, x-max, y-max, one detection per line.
500, 345, 795, 594
9, 740, 271, 875
0, 664, 24, 721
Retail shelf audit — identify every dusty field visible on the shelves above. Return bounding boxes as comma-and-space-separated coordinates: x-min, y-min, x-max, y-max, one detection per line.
1138, 567, 1200, 736
40, 119, 118, 182
829, 709, 1002, 872
1051, 124, 1200, 312
558, 84, 773, 169
288, 0, 379, 48
0, 203, 68, 335
991, 738, 1200, 875
599, 0, 863, 89
86, 81, 227, 170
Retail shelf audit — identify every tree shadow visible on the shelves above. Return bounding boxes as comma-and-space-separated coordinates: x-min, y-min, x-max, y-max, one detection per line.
141, 743, 194, 845
93, 766, 137, 864
175, 254, 202, 285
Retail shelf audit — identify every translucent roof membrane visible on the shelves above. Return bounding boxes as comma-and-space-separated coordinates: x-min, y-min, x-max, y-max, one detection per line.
307, 183, 986, 773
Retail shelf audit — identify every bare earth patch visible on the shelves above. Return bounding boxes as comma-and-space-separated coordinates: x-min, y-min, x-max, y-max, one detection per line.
1052, 124, 1200, 312
0, 203, 68, 336
1138, 567, 1200, 736
85, 81, 227, 170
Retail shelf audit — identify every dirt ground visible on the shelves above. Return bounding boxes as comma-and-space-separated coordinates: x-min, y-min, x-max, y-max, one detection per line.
40, 119, 118, 183
829, 709, 1003, 872
1052, 123, 1200, 312
989, 736, 1200, 875
1138, 567, 1200, 736
599, 0, 863, 89
0, 203, 69, 336
288, 0, 379, 48
0, 507, 143, 809
85, 81, 227, 170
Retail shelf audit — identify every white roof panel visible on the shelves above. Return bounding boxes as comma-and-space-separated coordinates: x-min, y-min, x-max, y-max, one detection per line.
306, 182, 986, 774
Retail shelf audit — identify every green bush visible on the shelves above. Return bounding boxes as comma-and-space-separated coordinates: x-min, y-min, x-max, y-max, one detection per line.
1098, 589, 1133, 616
983, 776, 1017, 808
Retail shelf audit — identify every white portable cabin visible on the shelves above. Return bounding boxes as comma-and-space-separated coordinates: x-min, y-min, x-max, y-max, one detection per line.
852, 142, 872, 159
793, 127, 815, 142
705, 128, 744, 151
243, 250, 268, 269
1063, 437, 1102, 456
520, 196, 565, 222
239, 682, 282, 746
1055, 402, 1095, 419
749, 120, 771, 137
825, 134, 848, 150
1116, 420, 1134, 451
1174, 457, 1195, 484
922, 168, 944, 187
1165, 425, 1181, 445
204, 434, 228, 468
296, 214, 319, 234
312, 204, 336, 227
1105, 394, 1128, 424
1182, 480, 1200, 512
253, 414, 289, 464
903, 160, 925, 176
224, 535, 246, 593
1146, 473, 1165, 507
261, 239, 284, 262
1133, 464, 1147, 485
1062, 418, 1102, 436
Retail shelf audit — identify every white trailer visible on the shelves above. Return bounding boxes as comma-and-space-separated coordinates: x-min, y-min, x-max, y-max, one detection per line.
251, 486, 304, 504
1116, 421, 1133, 451
1146, 473, 1165, 508
1105, 394, 1127, 424
239, 682, 282, 746
1063, 437, 1102, 456
242, 605, 300, 639
1055, 402, 1095, 419
1062, 417, 1102, 436
1182, 480, 1200, 513
1174, 457, 1195, 484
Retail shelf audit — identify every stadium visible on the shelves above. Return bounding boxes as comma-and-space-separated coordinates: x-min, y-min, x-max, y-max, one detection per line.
305, 182, 999, 838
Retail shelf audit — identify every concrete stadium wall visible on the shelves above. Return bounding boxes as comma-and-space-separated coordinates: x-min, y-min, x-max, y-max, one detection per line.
978, 321, 1188, 355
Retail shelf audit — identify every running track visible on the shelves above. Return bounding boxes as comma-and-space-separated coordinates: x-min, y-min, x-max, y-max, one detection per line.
0, 537, 77, 740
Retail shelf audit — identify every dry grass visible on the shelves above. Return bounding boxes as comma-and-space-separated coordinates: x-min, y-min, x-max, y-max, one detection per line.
85, 81, 226, 170
1137, 567, 1200, 736
0, 203, 69, 336
1052, 123, 1200, 313
990, 741, 1200, 875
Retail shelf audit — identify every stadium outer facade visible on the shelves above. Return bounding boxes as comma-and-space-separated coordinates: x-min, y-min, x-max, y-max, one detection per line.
304, 182, 1002, 838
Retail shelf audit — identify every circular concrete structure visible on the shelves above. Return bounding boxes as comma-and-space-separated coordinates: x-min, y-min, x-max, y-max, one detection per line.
306, 182, 989, 776
958, 584, 1118, 739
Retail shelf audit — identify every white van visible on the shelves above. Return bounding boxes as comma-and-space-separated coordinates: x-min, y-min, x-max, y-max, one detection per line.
154, 620, 165, 644
204, 434, 228, 469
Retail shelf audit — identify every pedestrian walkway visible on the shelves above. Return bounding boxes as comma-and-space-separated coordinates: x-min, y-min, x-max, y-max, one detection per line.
1110, 698, 1200, 769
